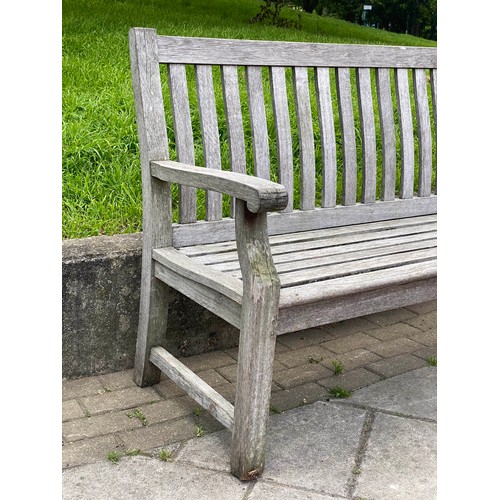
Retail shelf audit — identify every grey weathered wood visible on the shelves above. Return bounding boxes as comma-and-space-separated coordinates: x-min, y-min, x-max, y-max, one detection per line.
151, 160, 288, 213
150, 346, 234, 429
195, 64, 223, 220
395, 68, 415, 199
172, 197, 437, 247
293, 67, 316, 210
246, 66, 271, 180
221, 65, 247, 216
356, 68, 377, 203
276, 277, 436, 335
157, 36, 437, 69
269, 66, 294, 212
375, 68, 397, 201
153, 247, 243, 304
430, 69, 437, 128
336, 68, 357, 206
314, 67, 336, 208
413, 68, 432, 197
231, 200, 280, 480
129, 27, 171, 387
168, 63, 197, 223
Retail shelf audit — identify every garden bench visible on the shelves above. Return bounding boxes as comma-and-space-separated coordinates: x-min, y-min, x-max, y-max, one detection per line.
129, 27, 437, 480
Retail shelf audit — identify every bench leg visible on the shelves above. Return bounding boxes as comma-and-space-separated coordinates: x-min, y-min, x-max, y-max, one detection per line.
134, 263, 170, 387
231, 200, 280, 480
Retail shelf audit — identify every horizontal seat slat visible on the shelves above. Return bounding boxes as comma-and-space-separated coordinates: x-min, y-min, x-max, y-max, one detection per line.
210, 233, 437, 276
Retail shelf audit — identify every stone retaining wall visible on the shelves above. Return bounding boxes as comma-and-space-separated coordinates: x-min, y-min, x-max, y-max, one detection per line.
62, 233, 238, 380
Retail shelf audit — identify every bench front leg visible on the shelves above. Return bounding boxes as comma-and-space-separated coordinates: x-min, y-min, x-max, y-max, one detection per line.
230, 199, 281, 480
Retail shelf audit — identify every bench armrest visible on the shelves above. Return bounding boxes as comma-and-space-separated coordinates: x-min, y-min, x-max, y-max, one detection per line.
150, 160, 288, 213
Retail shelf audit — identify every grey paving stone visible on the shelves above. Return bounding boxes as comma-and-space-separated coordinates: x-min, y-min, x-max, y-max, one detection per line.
195, 368, 232, 386
118, 417, 199, 451
404, 300, 437, 315
80, 386, 161, 415
321, 316, 379, 336
412, 346, 437, 361
176, 401, 367, 497
154, 377, 189, 399
179, 350, 237, 372
62, 456, 249, 500
248, 482, 343, 499
321, 348, 382, 372
216, 360, 286, 384
366, 322, 423, 342
272, 363, 333, 389
367, 353, 428, 379
62, 376, 104, 400
138, 396, 198, 425
317, 367, 382, 392
276, 344, 334, 369
62, 399, 86, 421
269, 382, 328, 413
364, 307, 418, 327
404, 311, 437, 331
407, 328, 437, 347
62, 434, 123, 469
354, 414, 436, 500
347, 367, 437, 420
321, 332, 381, 354
63, 410, 144, 443
98, 369, 136, 391
277, 327, 333, 349
367, 337, 424, 358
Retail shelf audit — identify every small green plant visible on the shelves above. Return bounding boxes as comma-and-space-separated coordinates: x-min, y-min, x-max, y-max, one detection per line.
427, 356, 437, 366
124, 449, 142, 456
127, 408, 148, 426
158, 449, 172, 462
331, 360, 345, 375
193, 407, 203, 418
269, 404, 282, 414
107, 451, 121, 464
308, 355, 323, 364
352, 465, 362, 475
329, 386, 352, 398
195, 424, 206, 437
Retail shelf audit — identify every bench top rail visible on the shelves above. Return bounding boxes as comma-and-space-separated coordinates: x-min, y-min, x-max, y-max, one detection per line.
130, 29, 437, 247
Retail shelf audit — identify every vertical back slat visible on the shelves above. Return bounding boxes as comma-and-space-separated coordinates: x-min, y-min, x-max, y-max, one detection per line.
245, 66, 271, 180
356, 68, 377, 203
314, 67, 336, 208
292, 67, 316, 210
395, 68, 415, 199
195, 65, 222, 220
221, 65, 247, 217
413, 68, 432, 197
336, 68, 357, 206
269, 66, 294, 212
430, 69, 437, 127
168, 63, 197, 222
375, 68, 397, 201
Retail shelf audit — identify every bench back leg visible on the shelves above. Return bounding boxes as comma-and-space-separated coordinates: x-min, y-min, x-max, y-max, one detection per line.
230, 201, 281, 480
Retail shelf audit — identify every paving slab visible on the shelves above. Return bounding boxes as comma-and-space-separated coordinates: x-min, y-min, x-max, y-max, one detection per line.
354, 413, 436, 500
248, 481, 344, 499
62, 456, 249, 500
344, 366, 437, 420
176, 401, 367, 497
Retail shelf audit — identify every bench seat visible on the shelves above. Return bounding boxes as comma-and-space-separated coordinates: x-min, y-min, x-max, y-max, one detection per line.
152, 214, 437, 334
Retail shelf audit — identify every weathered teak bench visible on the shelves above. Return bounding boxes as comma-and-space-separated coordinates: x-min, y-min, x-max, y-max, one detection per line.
129, 27, 437, 480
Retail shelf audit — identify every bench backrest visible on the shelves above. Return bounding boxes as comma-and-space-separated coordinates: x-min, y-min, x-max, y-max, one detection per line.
130, 28, 437, 247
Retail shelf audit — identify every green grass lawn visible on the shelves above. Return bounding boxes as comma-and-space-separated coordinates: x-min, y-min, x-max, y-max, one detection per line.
62, 0, 436, 239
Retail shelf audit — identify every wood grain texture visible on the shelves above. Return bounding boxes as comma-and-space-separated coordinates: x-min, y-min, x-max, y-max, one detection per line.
292, 67, 316, 210
336, 68, 357, 206
168, 63, 197, 223
231, 200, 280, 480
356, 68, 377, 203
314, 67, 336, 208
150, 346, 234, 429
246, 66, 271, 180
157, 35, 437, 68
375, 68, 397, 201
395, 68, 415, 199
151, 160, 288, 213
269, 66, 294, 212
413, 68, 432, 197
129, 27, 172, 386
195, 64, 223, 220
